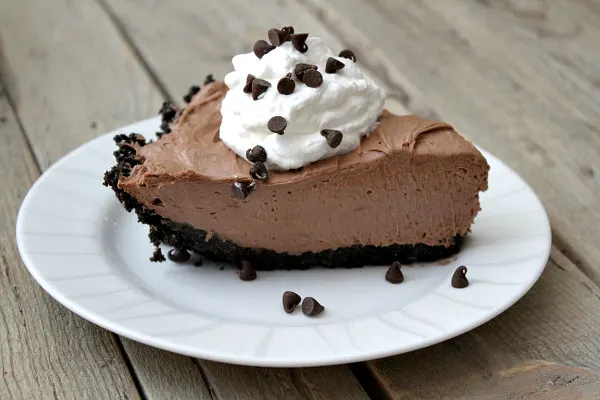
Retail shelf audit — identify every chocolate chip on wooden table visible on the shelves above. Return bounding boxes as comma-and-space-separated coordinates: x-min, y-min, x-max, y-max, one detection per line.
253, 40, 275, 59
243, 74, 256, 93
267, 116, 287, 134
302, 297, 325, 317
246, 145, 267, 163
239, 260, 257, 281
451, 265, 469, 288
290, 33, 308, 53
320, 129, 343, 148
282, 291, 301, 313
302, 69, 323, 88
294, 63, 317, 81
252, 78, 271, 100
277, 73, 295, 95
338, 49, 357, 62
232, 181, 256, 200
250, 161, 268, 182
325, 57, 345, 74
168, 248, 191, 263
385, 261, 404, 284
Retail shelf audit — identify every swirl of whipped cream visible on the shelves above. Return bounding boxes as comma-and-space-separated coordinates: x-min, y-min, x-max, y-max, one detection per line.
219, 36, 385, 171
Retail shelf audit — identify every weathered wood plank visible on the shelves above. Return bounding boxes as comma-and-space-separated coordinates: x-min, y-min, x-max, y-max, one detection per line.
299, 0, 600, 284
0, 88, 140, 400
0, 1, 213, 398
361, 247, 600, 398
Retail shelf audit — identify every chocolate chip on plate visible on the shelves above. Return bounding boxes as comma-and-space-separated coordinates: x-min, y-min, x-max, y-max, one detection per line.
294, 63, 317, 81
320, 129, 343, 148
338, 49, 357, 62
253, 40, 275, 59
302, 297, 325, 317
282, 291, 301, 313
277, 74, 295, 95
168, 248, 191, 263
243, 74, 256, 93
239, 260, 257, 281
290, 33, 308, 53
252, 78, 271, 100
267, 116, 287, 134
451, 265, 469, 288
385, 261, 404, 284
246, 145, 267, 163
325, 57, 345, 74
302, 69, 323, 88
232, 181, 256, 200
250, 161, 268, 182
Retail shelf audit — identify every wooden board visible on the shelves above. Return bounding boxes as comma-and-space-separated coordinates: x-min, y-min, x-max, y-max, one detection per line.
300, 0, 600, 284
0, 88, 140, 400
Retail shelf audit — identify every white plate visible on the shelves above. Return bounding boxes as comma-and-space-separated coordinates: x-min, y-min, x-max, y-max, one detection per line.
16, 117, 551, 367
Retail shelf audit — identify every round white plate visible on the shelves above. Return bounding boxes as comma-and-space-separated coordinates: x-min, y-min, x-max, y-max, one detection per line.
16, 117, 551, 367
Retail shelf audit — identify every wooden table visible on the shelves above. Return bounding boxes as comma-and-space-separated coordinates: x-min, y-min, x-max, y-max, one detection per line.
2, 1, 600, 398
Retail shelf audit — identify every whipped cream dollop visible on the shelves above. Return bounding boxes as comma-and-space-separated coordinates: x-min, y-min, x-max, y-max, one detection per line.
219, 36, 385, 171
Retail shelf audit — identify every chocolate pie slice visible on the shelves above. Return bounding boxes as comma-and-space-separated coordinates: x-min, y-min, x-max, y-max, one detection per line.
104, 30, 489, 269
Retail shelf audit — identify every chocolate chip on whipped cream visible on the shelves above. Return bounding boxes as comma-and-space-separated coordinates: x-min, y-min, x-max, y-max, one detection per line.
253, 40, 275, 59
246, 145, 267, 163
302, 69, 323, 88
267, 116, 287, 134
268, 28, 290, 47
243, 74, 255, 93
250, 161, 268, 182
294, 63, 317, 81
325, 57, 345, 73
321, 129, 343, 148
277, 73, 295, 95
338, 49, 356, 62
282, 26, 295, 35
251, 78, 270, 100
290, 33, 308, 53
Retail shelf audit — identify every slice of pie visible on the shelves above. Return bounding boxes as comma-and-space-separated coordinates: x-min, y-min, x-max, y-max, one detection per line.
104, 29, 489, 270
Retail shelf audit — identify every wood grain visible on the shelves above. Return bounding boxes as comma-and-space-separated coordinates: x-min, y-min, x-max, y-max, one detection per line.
0, 88, 140, 400
299, 0, 600, 284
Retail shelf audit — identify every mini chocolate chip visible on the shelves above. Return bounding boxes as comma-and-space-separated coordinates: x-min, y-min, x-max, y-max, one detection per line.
253, 40, 275, 58
158, 101, 177, 123
385, 261, 404, 284
268, 28, 288, 46
267, 116, 287, 134
239, 260, 257, 281
302, 69, 323, 88
190, 85, 201, 95
168, 248, 191, 263
204, 74, 215, 85
282, 26, 295, 35
338, 49, 357, 62
232, 181, 256, 200
243, 74, 256, 93
277, 75, 296, 95
451, 266, 469, 288
302, 297, 325, 317
320, 129, 343, 148
150, 246, 165, 262
325, 57, 345, 74
282, 291, 301, 313
252, 78, 271, 100
246, 145, 267, 163
250, 161, 268, 181
294, 63, 317, 80
290, 33, 308, 53
183, 93, 192, 103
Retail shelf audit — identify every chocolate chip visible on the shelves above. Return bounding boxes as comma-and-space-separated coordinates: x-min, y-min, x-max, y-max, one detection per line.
294, 63, 317, 80
158, 101, 177, 123
451, 266, 469, 288
320, 129, 343, 148
150, 246, 165, 262
243, 74, 256, 93
194, 258, 203, 267
385, 261, 404, 284
239, 260, 257, 281
282, 291, 301, 313
267, 116, 287, 134
302, 69, 323, 88
252, 78, 271, 100
253, 40, 275, 59
250, 161, 268, 182
282, 26, 295, 35
183, 93, 192, 103
338, 49, 357, 62
232, 181, 256, 200
302, 297, 325, 317
168, 248, 191, 263
189, 85, 201, 95
204, 74, 215, 85
268, 28, 288, 46
246, 145, 267, 163
277, 75, 296, 95
325, 57, 345, 74
290, 33, 308, 53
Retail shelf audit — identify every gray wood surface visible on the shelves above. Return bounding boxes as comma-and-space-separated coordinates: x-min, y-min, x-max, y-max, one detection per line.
1, 0, 600, 398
